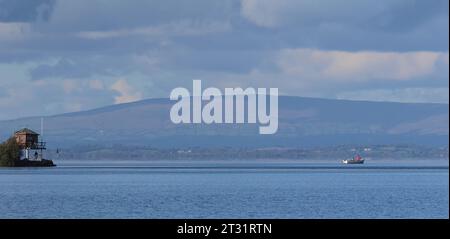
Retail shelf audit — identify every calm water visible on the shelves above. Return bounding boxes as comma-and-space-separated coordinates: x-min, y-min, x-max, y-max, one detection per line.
0, 160, 448, 219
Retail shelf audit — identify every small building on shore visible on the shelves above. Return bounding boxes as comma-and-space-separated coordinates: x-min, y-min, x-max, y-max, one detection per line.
14, 128, 46, 161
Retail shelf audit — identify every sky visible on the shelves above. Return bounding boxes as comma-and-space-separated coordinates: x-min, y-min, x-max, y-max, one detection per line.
0, 0, 448, 120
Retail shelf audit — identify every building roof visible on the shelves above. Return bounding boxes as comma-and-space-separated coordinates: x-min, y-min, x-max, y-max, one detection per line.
15, 128, 39, 135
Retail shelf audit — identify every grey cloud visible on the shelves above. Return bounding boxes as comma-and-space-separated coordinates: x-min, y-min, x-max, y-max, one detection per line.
1, 0, 447, 66
241, 0, 448, 31
0, 0, 55, 22
30, 59, 92, 80
29, 57, 137, 80
0, 0, 449, 120
368, 0, 449, 32
0, 87, 6, 97
43, 0, 238, 32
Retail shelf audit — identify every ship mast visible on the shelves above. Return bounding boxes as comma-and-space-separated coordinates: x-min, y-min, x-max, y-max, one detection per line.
40, 117, 44, 160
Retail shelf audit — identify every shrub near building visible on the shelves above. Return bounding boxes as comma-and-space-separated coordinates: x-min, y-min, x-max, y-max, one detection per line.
0, 137, 20, 167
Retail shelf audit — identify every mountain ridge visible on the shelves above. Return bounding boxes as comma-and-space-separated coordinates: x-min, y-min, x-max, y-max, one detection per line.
0, 96, 448, 149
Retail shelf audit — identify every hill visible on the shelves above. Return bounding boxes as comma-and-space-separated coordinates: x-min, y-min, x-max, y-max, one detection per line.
0, 96, 448, 149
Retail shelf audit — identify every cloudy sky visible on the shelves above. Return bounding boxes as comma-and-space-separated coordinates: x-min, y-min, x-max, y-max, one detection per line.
0, 0, 448, 120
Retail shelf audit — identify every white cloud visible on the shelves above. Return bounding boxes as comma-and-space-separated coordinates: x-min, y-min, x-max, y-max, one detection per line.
240, 0, 283, 28
0, 22, 30, 41
110, 79, 142, 104
89, 79, 104, 90
62, 79, 78, 93
276, 49, 448, 82
76, 21, 231, 40
240, 0, 383, 28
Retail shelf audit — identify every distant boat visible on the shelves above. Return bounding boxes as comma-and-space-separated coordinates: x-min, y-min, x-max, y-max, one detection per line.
342, 154, 364, 164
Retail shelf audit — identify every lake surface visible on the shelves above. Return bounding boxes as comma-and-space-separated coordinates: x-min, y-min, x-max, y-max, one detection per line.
0, 160, 448, 219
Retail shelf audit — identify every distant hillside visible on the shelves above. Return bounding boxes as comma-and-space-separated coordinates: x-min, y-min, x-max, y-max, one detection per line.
0, 96, 448, 149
